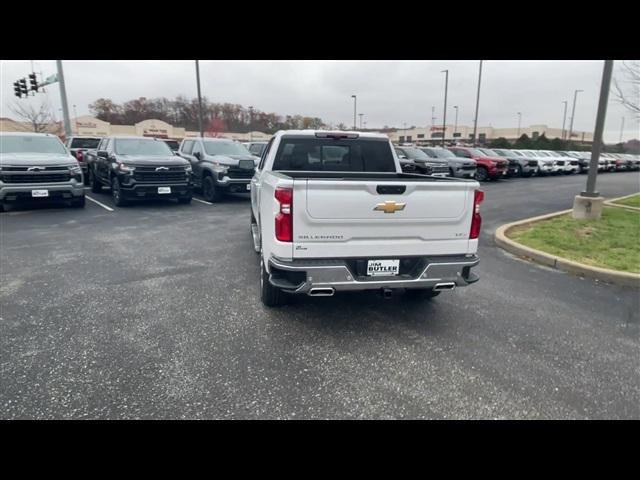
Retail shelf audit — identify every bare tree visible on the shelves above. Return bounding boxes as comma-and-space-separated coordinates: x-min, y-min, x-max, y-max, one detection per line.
613, 61, 640, 118
9, 101, 54, 133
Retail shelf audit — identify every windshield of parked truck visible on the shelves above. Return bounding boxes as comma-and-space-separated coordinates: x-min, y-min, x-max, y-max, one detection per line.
422, 147, 456, 158
400, 147, 430, 160
492, 149, 511, 157
70, 137, 101, 149
204, 141, 252, 156
114, 138, 172, 156
0, 135, 67, 155
272, 137, 396, 172
478, 148, 499, 156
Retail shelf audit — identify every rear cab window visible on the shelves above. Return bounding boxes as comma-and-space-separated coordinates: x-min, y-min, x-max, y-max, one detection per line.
272, 137, 396, 172
70, 137, 101, 149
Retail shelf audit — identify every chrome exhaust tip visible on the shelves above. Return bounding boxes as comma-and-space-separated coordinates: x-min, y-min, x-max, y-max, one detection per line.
308, 288, 335, 297
433, 282, 456, 291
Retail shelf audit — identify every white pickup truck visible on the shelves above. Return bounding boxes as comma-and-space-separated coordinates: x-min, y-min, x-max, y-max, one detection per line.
250, 130, 483, 306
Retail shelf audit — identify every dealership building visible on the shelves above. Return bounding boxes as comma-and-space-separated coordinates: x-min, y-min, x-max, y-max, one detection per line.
386, 124, 594, 145
0, 116, 272, 142
1, 115, 593, 146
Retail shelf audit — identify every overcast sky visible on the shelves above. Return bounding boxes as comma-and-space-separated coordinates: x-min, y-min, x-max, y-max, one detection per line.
1, 60, 638, 142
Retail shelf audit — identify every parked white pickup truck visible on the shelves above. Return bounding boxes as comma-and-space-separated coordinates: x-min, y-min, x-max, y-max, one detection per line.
250, 130, 483, 306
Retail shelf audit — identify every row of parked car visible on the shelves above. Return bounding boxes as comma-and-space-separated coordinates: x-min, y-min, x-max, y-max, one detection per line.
391, 145, 640, 181
1, 131, 639, 212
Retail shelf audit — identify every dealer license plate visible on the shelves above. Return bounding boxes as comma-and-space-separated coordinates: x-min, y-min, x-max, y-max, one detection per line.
367, 259, 400, 276
158, 187, 171, 194
31, 190, 49, 197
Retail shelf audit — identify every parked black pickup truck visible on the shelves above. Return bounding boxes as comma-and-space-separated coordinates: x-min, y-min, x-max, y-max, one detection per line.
85, 135, 193, 207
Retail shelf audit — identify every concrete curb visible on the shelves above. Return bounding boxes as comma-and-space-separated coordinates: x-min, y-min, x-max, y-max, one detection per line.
494, 206, 640, 288
604, 193, 640, 211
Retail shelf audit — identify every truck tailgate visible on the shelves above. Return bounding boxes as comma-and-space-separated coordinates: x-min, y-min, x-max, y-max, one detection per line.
292, 178, 477, 258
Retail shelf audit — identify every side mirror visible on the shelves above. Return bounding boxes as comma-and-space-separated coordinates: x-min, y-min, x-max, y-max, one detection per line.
399, 154, 407, 160
97, 150, 108, 158
193, 151, 201, 160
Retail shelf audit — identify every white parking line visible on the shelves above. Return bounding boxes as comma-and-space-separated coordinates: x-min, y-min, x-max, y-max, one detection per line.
193, 198, 213, 206
85, 195, 114, 212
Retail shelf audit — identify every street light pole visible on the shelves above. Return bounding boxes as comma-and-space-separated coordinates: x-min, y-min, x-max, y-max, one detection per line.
249, 106, 254, 141
517, 112, 522, 138
619, 117, 625, 143
472, 60, 483, 147
561, 101, 568, 140
441, 70, 448, 147
195, 60, 204, 138
359, 113, 364, 130
73, 104, 78, 134
351, 95, 357, 130
56, 60, 72, 138
579, 60, 614, 203
453, 106, 459, 142
567, 89, 583, 144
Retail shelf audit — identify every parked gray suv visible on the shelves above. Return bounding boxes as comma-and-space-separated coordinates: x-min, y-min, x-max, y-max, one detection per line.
419, 147, 476, 178
0, 132, 85, 211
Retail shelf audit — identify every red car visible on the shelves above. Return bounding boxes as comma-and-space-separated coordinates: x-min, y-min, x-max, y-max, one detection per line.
447, 147, 508, 181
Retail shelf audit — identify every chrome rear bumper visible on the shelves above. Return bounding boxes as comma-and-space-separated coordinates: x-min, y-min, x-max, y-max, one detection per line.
268, 254, 480, 294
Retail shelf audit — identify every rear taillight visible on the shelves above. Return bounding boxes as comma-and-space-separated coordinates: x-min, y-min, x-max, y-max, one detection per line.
76, 150, 84, 162
275, 187, 293, 242
469, 189, 484, 239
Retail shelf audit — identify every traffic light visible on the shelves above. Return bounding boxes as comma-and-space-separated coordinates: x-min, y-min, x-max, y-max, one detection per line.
29, 73, 38, 92
13, 81, 22, 98
19, 78, 28, 96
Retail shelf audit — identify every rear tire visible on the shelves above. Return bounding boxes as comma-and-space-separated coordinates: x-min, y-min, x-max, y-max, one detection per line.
202, 175, 224, 202
90, 167, 102, 193
260, 255, 287, 307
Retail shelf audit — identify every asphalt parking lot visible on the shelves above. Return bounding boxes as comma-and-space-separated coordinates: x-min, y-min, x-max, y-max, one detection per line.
1, 172, 639, 419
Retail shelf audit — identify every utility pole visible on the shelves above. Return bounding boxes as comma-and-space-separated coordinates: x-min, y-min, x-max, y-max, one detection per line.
73, 104, 78, 134
517, 112, 522, 137
351, 95, 357, 130
441, 70, 449, 147
619, 117, 625, 143
195, 60, 204, 138
359, 113, 364, 129
573, 60, 614, 219
453, 106, 459, 142
567, 89, 583, 144
472, 60, 483, 147
249, 106, 254, 141
561, 100, 568, 140
56, 61, 72, 138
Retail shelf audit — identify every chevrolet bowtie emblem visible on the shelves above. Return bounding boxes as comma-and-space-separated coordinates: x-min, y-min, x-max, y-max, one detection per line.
374, 201, 406, 214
